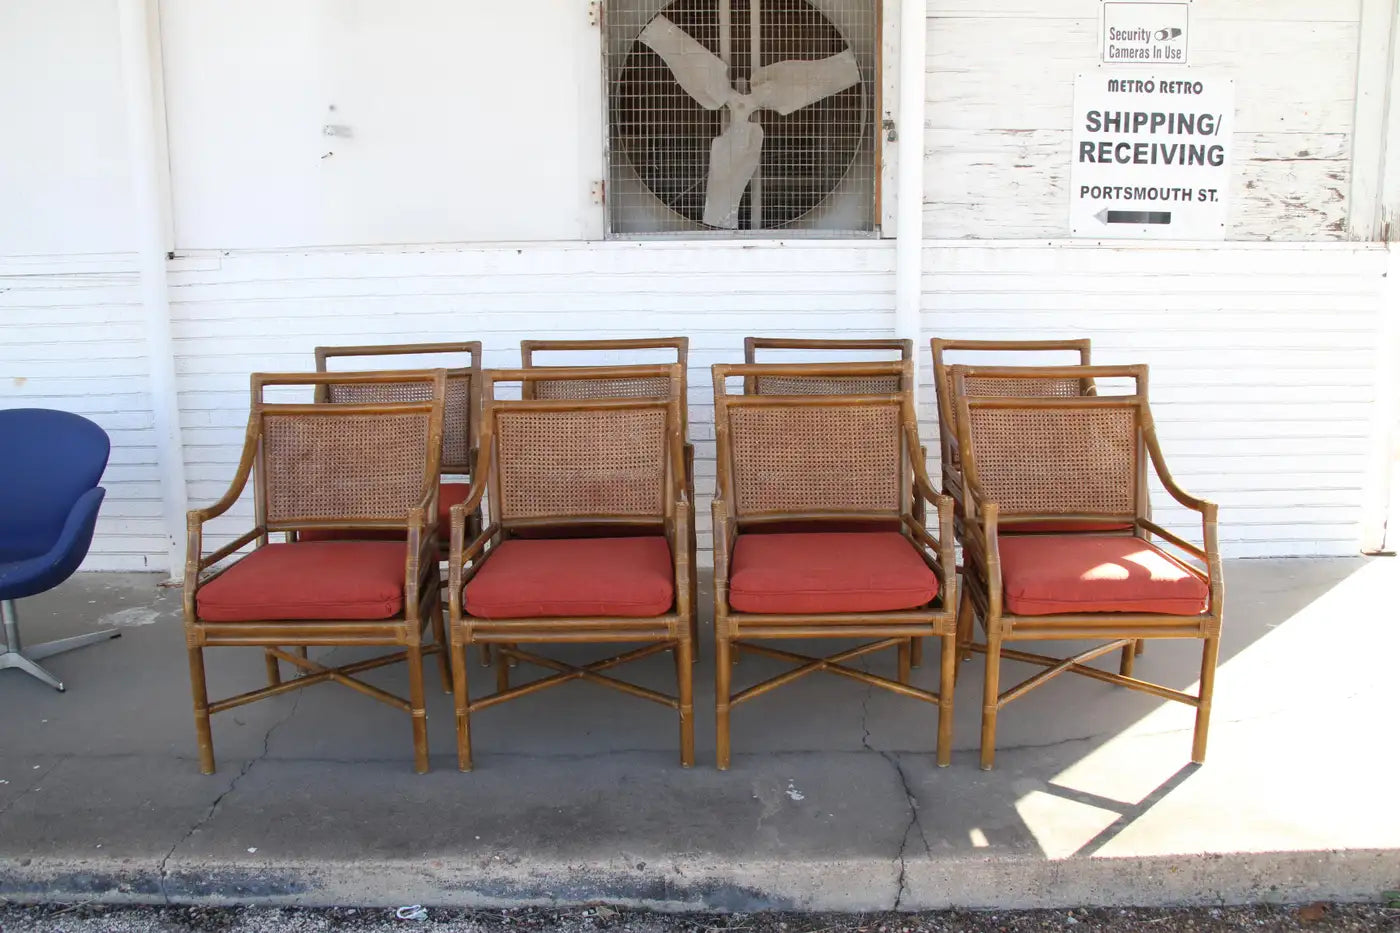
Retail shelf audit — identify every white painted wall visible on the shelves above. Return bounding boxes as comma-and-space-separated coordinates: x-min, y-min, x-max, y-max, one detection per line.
0, 0, 1392, 571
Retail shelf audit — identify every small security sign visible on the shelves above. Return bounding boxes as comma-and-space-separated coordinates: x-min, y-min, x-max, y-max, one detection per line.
1069, 71, 1233, 240
1102, 2, 1189, 65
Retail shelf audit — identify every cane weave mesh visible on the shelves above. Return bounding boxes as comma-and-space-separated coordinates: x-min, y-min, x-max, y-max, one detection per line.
728, 404, 900, 514
754, 374, 901, 395
965, 407, 1136, 516
263, 412, 430, 522
496, 408, 668, 520
531, 376, 673, 401
326, 377, 472, 469
952, 374, 1086, 400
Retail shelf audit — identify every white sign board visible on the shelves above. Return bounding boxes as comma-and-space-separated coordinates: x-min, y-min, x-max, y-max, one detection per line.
1069, 71, 1233, 240
1102, 2, 1189, 65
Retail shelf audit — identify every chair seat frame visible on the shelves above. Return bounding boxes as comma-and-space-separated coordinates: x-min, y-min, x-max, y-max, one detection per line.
950, 365, 1223, 770
183, 370, 449, 775
712, 361, 958, 769
448, 364, 695, 771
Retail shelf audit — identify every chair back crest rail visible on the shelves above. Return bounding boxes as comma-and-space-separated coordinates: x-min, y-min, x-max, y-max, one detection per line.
315, 342, 481, 476
744, 337, 912, 396
520, 337, 689, 435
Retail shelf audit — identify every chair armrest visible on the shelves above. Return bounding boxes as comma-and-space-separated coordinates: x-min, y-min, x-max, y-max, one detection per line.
0, 487, 106, 601
1142, 432, 1222, 606
904, 425, 942, 507
962, 478, 1005, 619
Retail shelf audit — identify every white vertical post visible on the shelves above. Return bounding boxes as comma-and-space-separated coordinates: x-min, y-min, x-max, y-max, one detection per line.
118, 0, 188, 576
894, 0, 927, 396
1347, 0, 1398, 239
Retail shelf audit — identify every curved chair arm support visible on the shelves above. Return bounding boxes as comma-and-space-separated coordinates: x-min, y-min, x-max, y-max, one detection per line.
0, 487, 106, 601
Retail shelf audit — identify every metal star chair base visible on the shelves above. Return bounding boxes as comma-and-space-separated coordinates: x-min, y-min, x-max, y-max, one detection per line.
1, 600, 119, 692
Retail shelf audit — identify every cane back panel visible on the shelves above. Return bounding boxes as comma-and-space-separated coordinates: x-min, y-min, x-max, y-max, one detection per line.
726, 403, 903, 515
494, 407, 670, 521
261, 411, 433, 524
962, 403, 1139, 519
316, 344, 479, 474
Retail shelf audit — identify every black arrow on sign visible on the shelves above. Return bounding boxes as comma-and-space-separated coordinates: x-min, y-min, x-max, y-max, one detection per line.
1096, 209, 1172, 225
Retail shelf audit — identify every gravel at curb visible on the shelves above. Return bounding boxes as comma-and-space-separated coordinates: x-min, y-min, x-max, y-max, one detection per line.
1, 903, 1398, 933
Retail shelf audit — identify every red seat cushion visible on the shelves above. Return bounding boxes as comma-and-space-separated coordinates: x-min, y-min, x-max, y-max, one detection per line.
297, 482, 472, 542
464, 537, 674, 619
998, 534, 1209, 616
196, 541, 407, 622
728, 532, 939, 614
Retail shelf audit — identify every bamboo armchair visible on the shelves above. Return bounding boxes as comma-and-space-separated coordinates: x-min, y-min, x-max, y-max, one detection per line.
311, 342, 483, 547
950, 364, 1222, 770
447, 364, 695, 770
183, 371, 448, 775
519, 338, 697, 649
711, 361, 958, 769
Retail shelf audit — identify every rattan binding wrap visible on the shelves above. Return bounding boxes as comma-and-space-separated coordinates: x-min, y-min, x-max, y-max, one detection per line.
728, 404, 901, 514
495, 407, 668, 520
327, 377, 472, 468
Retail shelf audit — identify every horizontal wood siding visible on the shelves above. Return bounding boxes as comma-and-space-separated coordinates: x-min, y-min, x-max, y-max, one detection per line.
158, 240, 1384, 566
0, 258, 168, 570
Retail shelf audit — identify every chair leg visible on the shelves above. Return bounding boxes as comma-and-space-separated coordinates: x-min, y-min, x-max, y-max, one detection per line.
897, 639, 912, 684
1192, 635, 1221, 764
957, 588, 975, 662
407, 643, 429, 774
715, 633, 732, 770
495, 645, 510, 693
0, 651, 64, 691
936, 633, 956, 767
1119, 639, 1137, 677
264, 648, 282, 686
478, 644, 493, 668
1136, 639, 1145, 656
910, 637, 923, 669
453, 638, 474, 772
187, 647, 216, 775
979, 631, 1003, 771
676, 637, 694, 768
431, 609, 451, 694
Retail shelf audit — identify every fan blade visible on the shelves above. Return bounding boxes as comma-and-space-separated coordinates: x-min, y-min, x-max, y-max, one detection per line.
639, 15, 734, 111
702, 119, 764, 229
749, 50, 860, 115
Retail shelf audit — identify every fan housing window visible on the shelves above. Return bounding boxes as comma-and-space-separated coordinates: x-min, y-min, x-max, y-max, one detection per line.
605, 0, 878, 236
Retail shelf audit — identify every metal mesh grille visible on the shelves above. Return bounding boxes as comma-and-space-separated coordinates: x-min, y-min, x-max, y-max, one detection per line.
496, 408, 668, 519
965, 407, 1137, 516
754, 373, 900, 395
728, 404, 899, 513
326, 376, 473, 471
606, 0, 877, 236
263, 412, 430, 522
531, 375, 674, 401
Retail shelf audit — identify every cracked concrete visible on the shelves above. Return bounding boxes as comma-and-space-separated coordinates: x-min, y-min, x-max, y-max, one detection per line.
1, 559, 1398, 910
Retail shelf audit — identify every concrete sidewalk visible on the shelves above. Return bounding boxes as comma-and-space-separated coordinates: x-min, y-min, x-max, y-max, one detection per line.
0, 559, 1396, 911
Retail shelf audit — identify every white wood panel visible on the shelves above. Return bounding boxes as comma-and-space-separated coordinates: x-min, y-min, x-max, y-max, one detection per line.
160, 0, 604, 249
0, 1, 134, 256
929, 0, 1359, 21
